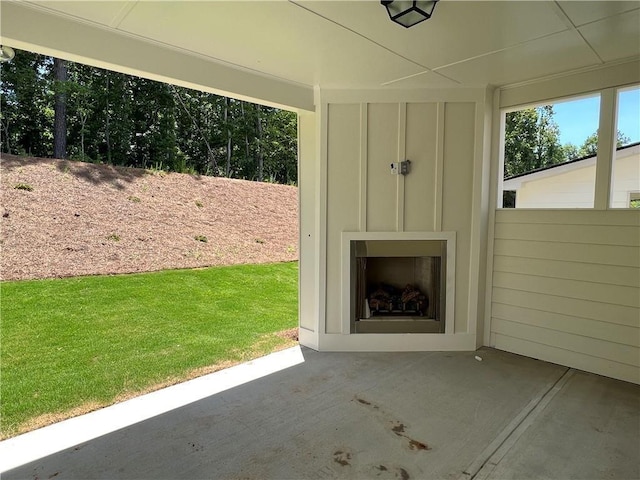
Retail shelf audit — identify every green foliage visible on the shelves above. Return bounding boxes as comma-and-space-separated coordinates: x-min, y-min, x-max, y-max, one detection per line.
504, 105, 633, 179
1, 51, 53, 157
194, 200, 203, 208
106, 233, 121, 242
0, 262, 299, 438
576, 130, 631, 158
13, 183, 33, 191
128, 196, 141, 203
1, 48, 298, 185
504, 106, 564, 178
194, 235, 208, 243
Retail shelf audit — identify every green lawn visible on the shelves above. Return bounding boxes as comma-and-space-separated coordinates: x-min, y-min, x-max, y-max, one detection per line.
0, 262, 298, 439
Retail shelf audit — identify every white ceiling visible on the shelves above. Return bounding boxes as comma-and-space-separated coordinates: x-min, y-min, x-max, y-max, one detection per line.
5, 0, 640, 91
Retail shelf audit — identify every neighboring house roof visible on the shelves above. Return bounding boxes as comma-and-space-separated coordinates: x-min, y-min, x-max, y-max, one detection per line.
503, 142, 640, 190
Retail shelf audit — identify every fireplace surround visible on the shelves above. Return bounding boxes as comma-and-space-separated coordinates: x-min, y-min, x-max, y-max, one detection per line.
342, 232, 456, 335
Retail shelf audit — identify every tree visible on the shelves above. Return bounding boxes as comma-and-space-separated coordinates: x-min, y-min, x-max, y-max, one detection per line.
52, 58, 67, 159
256, 104, 264, 182
262, 107, 297, 184
561, 143, 579, 161
504, 105, 564, 178
1, 48, 299, 184
0, 51, 52, 156
66, 63, 95, 162
578, 131, 631, 157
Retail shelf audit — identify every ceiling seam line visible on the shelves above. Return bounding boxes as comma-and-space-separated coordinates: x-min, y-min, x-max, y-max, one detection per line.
287, 0, 435, 72
110, 1, 139, 29
570, 6, 640, 29
432, 27, 592, 72
498, 56, 640, 91
575, 30, 604, 65
551, 1, 604, 64
381, 70, 459, 87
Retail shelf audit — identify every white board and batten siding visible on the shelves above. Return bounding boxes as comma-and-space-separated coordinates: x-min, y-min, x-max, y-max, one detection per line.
313, 87, 490, 351
490, 209, 640, 384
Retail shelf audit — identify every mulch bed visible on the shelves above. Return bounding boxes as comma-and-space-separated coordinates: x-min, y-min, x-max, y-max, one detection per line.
1, 154, 298, 281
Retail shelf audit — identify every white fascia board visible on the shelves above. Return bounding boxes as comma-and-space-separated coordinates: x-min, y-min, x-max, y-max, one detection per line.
0, 1, 314, 112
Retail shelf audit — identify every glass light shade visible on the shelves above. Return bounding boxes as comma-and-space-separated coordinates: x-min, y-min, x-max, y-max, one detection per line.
0, 45, 15, 63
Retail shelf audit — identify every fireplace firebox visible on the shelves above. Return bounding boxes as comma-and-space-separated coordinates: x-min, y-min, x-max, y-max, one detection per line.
345, 235, 455, 334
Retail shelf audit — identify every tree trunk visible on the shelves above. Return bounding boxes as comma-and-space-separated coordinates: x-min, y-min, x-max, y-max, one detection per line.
1, 118, 10, 154
53, 58, 67, 159
105, 74, 111, 164
256, 104, 263, 182
171, 86, 217, 175
80, 112, 87, 160
225, 97, 232, 177
241, 102, 250, 164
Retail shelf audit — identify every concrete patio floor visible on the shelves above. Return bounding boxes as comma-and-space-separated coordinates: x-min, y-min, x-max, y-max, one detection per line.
1, 346, 638, 479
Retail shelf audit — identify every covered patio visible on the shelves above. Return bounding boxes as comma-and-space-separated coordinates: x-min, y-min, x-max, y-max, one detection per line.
1, 1, 638, 477
1, 347, 638, 479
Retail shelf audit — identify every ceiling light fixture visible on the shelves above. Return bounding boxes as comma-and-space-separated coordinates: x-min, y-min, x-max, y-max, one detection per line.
381, 0, 439, 28
0, 45, 15, 63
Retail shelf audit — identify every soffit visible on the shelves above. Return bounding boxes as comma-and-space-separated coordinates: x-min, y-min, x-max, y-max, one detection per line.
437, 30, 601, 86
11, 0, 640, 91
557, 0, 639, 26
114, 1, 430, 88
578, 8, 640, 63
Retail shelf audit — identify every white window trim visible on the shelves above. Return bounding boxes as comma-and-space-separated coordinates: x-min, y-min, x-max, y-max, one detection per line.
496, 86, 635, 210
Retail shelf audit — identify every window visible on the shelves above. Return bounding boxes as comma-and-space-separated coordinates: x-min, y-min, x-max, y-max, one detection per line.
500, 94, 600, 208
610, 85, 640, 209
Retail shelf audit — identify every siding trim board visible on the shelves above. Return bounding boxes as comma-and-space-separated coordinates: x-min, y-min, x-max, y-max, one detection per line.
493, 334, 640, 385
493, 272, 639, 308
493, 256, 639, 288
494, 223, 640, 247
493, 239, 639, 268
495, 209, 640, 226
491, 303, 638, 347
493, 319, 639, 367
492, 288, 639, 328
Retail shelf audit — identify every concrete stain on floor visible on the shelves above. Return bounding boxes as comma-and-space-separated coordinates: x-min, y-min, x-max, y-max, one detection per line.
353, 395, 432, 453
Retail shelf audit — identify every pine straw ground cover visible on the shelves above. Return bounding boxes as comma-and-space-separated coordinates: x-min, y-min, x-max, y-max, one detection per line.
0, 155, 299, 439
1, 154, 298, 281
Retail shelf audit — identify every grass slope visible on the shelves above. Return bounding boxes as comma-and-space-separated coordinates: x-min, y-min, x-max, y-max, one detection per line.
0, 262, 298, 439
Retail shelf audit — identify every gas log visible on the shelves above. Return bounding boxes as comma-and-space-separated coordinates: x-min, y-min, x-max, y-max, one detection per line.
368, 284, 428, 316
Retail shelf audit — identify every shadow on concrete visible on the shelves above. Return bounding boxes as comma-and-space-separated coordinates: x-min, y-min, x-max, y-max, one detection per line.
1, 347, 638, 480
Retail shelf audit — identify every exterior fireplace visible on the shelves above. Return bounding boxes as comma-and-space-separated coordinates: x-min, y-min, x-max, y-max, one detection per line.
342, 232, 456, 335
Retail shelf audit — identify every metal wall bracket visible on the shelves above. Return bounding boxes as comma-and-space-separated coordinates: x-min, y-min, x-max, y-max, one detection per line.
390, 159, 411, 175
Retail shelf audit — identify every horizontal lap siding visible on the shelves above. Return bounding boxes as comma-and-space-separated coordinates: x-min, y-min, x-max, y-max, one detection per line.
491, 210, 640, 384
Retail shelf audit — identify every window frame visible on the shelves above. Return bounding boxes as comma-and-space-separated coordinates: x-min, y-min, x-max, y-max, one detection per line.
609, 84, 640, 209
496, 84, 639, 210
497, 92, 602, 209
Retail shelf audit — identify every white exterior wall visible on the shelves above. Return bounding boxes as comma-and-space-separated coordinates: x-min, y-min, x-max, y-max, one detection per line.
491, 210, 640, 384
297, 112, 320, 349
298, 88, 493, 351
513, 161, 596, 208
611, 151, 640, 208
504, 149, 640, 209
486, 62, 640, 384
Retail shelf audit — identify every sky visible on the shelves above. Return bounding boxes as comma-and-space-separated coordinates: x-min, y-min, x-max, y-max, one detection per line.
553, 87, 640, 147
